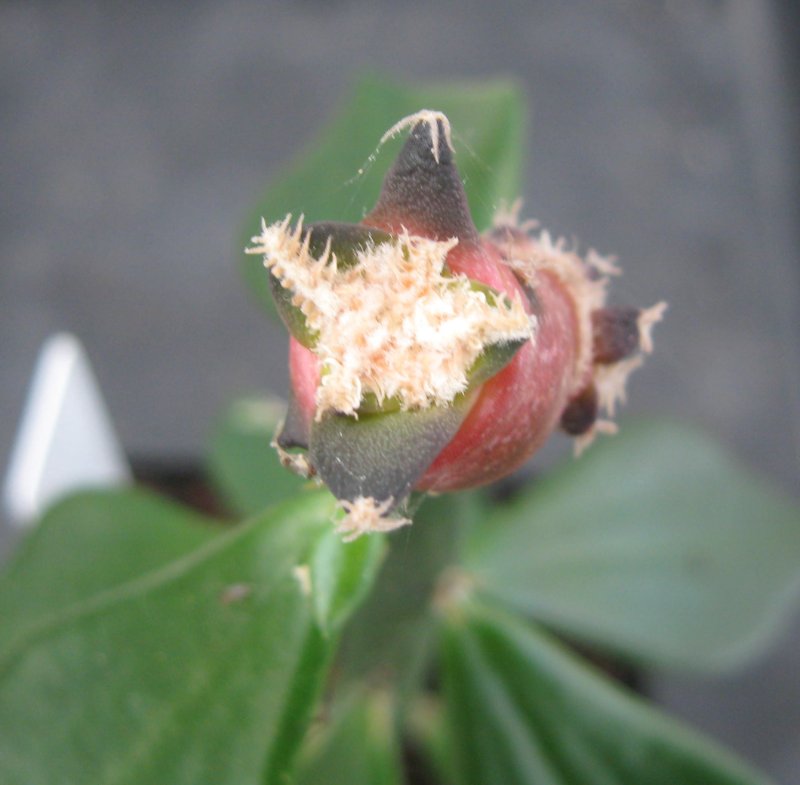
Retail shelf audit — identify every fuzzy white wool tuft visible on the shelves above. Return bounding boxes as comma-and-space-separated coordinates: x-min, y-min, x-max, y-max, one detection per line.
250, 216, 534, 419
335, 496, 411, 542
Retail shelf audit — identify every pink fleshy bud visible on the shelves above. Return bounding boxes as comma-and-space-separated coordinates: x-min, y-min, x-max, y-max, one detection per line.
248, 112, 665, 538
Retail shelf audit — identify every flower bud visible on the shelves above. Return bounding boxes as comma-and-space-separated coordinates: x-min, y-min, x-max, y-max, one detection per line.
248, 111, 665, 539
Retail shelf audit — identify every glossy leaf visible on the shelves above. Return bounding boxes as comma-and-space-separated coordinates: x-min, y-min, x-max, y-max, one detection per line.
0, 488, 382, 785
295, 689, 403, 785
441, 599, 774, 785
207, 396, 308, 517
241, 76, 525, 318
464, 419, 800, 671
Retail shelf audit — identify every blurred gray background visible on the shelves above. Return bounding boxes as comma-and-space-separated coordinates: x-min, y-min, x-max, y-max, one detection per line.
1, 0, 798, 781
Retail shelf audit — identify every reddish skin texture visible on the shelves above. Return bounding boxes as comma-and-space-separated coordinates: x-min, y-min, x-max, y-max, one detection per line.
287, 235, 582, 493
419, 240, 580, 491
288, 335, 318, 435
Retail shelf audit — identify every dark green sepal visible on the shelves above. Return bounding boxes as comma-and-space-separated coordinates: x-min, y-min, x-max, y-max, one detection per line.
304, 222, 394, 269
309, 395, 474, 509
366, 117, 479, 245
467, 337, 527, 388
269, 271, 318, 348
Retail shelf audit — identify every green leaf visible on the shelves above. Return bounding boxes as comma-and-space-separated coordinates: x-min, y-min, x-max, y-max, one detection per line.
464, 419, 800, 672
207, 396, 308, 517
0, 490, 217, 630
310, 527, 387, 635
295, 689, 403, 785
407, 696, 460, 785
242, 75, 525, 318
441, 599, 775, 785
0, 487, 382, 785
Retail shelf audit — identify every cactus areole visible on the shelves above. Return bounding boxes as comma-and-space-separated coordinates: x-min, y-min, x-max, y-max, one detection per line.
248, 111, 665, 540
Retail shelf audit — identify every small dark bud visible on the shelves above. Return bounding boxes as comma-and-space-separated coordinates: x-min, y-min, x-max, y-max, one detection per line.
591, 307, 641, 364
560, 384, 599, 436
